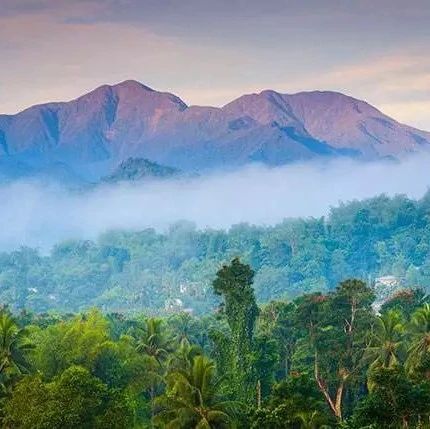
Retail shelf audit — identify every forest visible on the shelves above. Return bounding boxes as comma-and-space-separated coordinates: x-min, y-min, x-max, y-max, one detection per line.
1, 192, 430, 314
0, 258, 429, 428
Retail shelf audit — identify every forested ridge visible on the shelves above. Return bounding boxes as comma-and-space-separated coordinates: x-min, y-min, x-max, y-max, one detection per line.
0, 259, 429, 428
1, 192, 430, 314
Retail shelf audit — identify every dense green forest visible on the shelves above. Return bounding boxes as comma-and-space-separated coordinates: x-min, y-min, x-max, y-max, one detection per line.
1, 192, 430, 314
0, 258, 429, 428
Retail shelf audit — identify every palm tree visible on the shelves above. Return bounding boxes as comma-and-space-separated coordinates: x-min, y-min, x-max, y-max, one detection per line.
168, 312, 199, 345
0, 311, 34, 396
167, 338, 202, 372
135, 318, 171, 427
406, 303, 430, 375
366, 310, 405, 371
0, 312, 33, 376
155, 355, 241, 428
136, 318, 171, 365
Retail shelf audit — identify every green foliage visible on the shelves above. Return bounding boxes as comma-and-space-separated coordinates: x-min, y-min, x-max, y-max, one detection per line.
0, 266, 429, 427
365, 310, 405, 373
213, 258, 259, 401
381, 288, 428, 317
251, 374, 332, 428
293, 280, 375, 420
405, 303, 430, 375
1, 193, 430, 315
155, 355, 241, 428
0, 310, 33, 390
349, 366, 430, 428
30, 309, 110, 379
3, 366, 134, 429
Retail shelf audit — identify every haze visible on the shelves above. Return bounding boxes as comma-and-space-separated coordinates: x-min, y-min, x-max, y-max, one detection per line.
2, 156, 430, 252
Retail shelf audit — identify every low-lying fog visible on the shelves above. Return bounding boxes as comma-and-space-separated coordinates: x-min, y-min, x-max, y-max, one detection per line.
2, 156, 430, 252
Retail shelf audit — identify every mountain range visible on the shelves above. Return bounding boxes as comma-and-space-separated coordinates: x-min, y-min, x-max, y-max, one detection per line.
1, 80, 429, 182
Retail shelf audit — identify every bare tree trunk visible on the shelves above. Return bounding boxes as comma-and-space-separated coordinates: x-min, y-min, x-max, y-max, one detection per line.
334, 383, 345, 421
284, 354, 289, 379
256, 379, 261, 408
314, 350, 346, 421
150, 383, 155, 429
314, 351, 339, 419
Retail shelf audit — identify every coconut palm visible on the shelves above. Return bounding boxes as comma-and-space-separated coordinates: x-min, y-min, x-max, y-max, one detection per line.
135, 318, 172, 427
406, 303, 430, 374
168, 312, 199, 345
0, 311, 34, 398
0, 311, 33, 377
155, 355, 241, 429
366, 310, 405, 371
135, 318, 171, 365
167, 338, 202, 372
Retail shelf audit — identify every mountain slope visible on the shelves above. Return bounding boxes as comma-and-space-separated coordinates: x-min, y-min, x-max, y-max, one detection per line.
0, 80, 429, 179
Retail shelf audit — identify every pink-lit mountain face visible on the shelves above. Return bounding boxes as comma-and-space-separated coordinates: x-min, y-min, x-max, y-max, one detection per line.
0, 80, 429, 179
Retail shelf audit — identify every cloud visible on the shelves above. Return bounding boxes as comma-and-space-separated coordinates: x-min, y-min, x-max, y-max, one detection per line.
322, 55, 425, 83
1, 156, 430, 252
0, 16, 182, 111
280, 53, 430, 130
378, 101, 430, 131
0, 9, 254, 114
281, 54, 430, 96
324, 55, 430, 96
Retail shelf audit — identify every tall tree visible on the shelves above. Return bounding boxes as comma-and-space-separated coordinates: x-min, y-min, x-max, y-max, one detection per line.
295, 280, 374, 421
258, 301, 299, 380
213, 258, 259, 402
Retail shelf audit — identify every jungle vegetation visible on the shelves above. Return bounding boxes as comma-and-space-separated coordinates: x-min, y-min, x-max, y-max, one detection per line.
1, 192, 430, 314
0, 258, 429, 428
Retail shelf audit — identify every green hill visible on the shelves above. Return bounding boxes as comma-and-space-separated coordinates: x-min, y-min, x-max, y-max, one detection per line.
102, 157, 180, 183
1, 192, 430, 314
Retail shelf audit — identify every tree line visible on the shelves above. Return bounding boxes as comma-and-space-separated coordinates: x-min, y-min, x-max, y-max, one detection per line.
0, 258, 429, 428
1, 192, 430, 314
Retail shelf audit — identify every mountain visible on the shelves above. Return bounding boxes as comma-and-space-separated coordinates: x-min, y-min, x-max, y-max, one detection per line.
0, 157, 85, 184
0, 80, 429, 180
102, 157, 180, 183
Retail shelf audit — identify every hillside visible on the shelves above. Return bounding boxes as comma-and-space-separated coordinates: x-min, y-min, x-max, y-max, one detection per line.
0, 80, 429, 180
1, 192, 429, 314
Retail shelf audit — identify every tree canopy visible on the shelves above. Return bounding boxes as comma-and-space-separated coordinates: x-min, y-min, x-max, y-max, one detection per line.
0, 260, 429, 427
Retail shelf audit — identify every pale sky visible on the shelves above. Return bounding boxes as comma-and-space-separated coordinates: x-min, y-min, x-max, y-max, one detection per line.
1, 0, 429, 130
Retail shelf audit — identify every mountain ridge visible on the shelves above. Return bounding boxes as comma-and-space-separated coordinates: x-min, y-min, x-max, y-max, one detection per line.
0, 80, 429, 181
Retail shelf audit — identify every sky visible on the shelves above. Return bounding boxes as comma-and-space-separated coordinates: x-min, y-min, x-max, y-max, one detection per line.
1, 0, 429, 130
